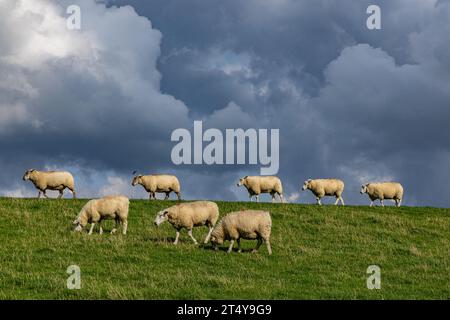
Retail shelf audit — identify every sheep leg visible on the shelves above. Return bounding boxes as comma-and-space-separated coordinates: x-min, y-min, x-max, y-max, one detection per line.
265, 239, 272, 255
381, 199, 385, 207
316, 197, 322, 206
249, 194, 253, 202
370, 200, 374, 207
70, 188, 77, 199
37, 190, 42, 199
43, 190, 49, 199
252, 238, 263, 253
122, 220, 128, 235
256, 195, 260, 203
397, 199, 402, 207
279, 193, 285, 203
111, 220, 118, 234
227, 240, 235, 254
88, 223, 95, 235
98, 222, 103, 235
176, 192, 181, 200
173, 229, 181, 245
204, 226, 214, 244
340, 197, 345, 206
164, 192, 170, 200
237, 239, 242, 253
271, 193, 275, 203
58, 190, 64, 199
334, 197, 339, 205
188, 228, 198, 245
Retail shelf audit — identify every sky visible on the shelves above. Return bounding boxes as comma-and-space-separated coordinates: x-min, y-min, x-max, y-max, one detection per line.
1, 0, 450, 206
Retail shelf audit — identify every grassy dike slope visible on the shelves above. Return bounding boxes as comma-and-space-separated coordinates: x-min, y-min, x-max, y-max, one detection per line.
0, 198, 448, 299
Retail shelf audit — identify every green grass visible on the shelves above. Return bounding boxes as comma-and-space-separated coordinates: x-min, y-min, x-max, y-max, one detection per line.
0, 197, 449, 299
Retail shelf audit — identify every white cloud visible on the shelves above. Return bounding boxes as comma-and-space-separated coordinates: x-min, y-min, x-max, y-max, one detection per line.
203, 49, 255, 78
99, 176, 131, 197
206, 101, 254, 128
3, 186, 35, 198
286, 192, 300, 203
0, 0, 190, 137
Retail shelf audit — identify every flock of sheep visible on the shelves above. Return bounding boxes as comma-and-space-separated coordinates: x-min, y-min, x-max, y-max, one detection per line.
21, 169, 405, 255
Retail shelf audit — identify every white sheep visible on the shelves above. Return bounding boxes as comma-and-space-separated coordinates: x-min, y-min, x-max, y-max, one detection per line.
154, 201, 219, 245
73, 195, 129, 235
23, 169, 76, 199
131, 174, 181, 200
302, 178, 345, 205
210, 210, 272, 255
237, 176, 285, 203
360, 182, 404, 207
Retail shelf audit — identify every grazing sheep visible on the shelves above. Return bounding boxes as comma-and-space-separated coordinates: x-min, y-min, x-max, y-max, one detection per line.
154, 201, 219, 245
210, 210, 272, 255
302, 178, 345, 205
131, 174, 181, 200
360, 182, 404, 207
23, 169, 76, 199
73, 195, 129, 235
237, 176, 285, 203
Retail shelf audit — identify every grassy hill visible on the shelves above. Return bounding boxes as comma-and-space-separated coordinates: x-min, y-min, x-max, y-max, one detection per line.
0, 198, 448, 299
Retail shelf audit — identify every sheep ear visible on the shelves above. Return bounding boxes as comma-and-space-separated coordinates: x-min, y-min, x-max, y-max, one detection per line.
243, 176, 248, 179
307, 179, 312, 182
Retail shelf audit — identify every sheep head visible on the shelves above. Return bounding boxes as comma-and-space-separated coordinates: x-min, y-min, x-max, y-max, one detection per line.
237, 176, 248, 187
360, 184, 369, 194
302, 179, 312, 191
154, 209, 169, 226
131, 175, 143, 186
23, 169, 36, 181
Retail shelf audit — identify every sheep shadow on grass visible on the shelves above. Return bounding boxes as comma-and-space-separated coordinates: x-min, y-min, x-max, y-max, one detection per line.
200, 244, 257, 254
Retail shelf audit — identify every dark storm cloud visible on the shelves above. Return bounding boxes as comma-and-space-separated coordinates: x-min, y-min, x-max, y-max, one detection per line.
112, 0, 439, 101
1, 0, 450, 206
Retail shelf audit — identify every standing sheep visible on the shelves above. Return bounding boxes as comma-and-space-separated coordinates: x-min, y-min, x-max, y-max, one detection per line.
237, 176, 285, 203
131, 174, 181, 200
302, 179, 345, 205
73, 195, 129, 235
23, 169, 76, 199
360, 182, 404, 207
210, 210, 272, 255
154, 201, 219, 245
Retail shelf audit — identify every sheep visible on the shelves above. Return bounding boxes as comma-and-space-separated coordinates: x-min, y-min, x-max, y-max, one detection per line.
131, 174, 181, 200
73, 195, 129, 235
210, 210, 272, 255
302, 178, 345, 205
360, 182, 404, 207
22, 169, 76, 199
154, 201, 219, 245
237, 175, 285, 203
